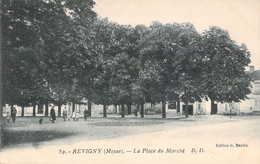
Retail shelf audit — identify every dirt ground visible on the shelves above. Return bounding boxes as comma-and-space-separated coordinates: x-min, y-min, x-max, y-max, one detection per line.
1, 115, 260, 164
0, 115, 189, 148
1, 114, 238, 148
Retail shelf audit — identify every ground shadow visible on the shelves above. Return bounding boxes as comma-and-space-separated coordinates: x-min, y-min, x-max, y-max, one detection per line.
1, 129, 75, 148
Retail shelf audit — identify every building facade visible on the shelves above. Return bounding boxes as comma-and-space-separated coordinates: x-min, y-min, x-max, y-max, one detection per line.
169, 66, 260, 115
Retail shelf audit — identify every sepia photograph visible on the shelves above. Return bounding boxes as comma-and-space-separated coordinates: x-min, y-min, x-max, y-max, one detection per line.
0, 0, 260, 163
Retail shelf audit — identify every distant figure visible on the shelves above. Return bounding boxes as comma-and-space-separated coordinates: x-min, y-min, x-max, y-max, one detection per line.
83, 108, 88, 121
6, 112, 11, 123
39, 118, 43, 124
63, 107, 68, 121
72, 111, 76, 121
11, 107, 17, 123
134, 109, 138, 117
76, 112, 79, 121
50, 106, 56, 123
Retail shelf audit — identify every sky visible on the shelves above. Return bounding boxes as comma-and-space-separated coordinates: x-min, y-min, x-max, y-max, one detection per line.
93, 0, 260, 69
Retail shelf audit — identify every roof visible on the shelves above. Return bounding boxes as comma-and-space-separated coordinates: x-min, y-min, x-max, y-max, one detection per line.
247, 70, 260, 81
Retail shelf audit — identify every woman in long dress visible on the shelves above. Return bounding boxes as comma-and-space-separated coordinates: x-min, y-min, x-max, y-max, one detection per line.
50, 106, 56, 123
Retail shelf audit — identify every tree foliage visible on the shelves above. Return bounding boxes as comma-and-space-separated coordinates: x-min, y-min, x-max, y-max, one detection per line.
201, 27, 251, 114
2, 0, 97, 109
1, 1, 252, 118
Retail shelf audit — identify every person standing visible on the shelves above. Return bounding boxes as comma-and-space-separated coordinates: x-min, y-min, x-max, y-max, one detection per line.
67, 114, 71, 121
6, 112, 11, 123
83, 108, 88, 121
63, 106, 68, 121
134, 109, 138, 117
50, 106, 56, 123
11, 107, 17, 123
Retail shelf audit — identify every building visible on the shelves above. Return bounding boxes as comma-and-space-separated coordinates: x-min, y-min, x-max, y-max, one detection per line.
167, 66, 260, 115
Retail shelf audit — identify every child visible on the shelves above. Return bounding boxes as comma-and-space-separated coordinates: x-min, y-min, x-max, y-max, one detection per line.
72, 111, 76, 121
6, 112, 11, 123
39, 118, 43, 124
76, 112, 79, 121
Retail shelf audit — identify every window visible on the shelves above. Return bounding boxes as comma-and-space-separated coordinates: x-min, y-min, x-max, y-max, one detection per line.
254, 83, 260, 93
198, 103, 201, 110
168, 101, 176, 110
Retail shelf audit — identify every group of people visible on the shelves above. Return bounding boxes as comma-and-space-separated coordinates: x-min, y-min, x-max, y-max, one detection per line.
5, 105, 89, 124
50, 106, 89, 122
6, 106, 17, 123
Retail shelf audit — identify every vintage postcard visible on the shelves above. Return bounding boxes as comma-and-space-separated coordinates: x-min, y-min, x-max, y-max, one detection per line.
1, 0, 260, 164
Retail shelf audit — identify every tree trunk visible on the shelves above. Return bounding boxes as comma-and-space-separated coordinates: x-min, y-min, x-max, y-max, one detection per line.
230, 107, 232, 119
32, 104, 36, 117
88, 101, 92, 117
0, 7, 2, 119
45, 103, 48, 116
177, 102, 180, 113
210, 100, 217, 115
162, 100, 166, 119
72, 103, 75, 112
185, 102, 189, 118
103, 104, 107, 118
21, 106, 24, 117
121, 104, 125, 118
58, 104, 61, 117
0, 100, 2, 119
0, 104, 2, 119
114, 104, 117, 114
211, 100, 214, 115
140, 103, 144, 118
10, 105, 13, 113
127, 103, 131, 115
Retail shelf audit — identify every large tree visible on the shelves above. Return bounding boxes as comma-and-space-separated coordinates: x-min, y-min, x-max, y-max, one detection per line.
139, 22, 203, 118
201, 27, 251, 114
89, 19, 121, 117
2, 0, 97, 117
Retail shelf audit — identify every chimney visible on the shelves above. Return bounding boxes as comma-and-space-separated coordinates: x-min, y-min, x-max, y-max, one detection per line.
249, 66, 254, 71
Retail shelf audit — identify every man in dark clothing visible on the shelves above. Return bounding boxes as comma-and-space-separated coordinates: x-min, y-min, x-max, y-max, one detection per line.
83, 108, 88, 121
50, 106, 56, 123
11, 107, 17, 123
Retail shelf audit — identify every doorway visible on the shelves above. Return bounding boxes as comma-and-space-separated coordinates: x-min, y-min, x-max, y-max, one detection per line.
182, 105, 193, 115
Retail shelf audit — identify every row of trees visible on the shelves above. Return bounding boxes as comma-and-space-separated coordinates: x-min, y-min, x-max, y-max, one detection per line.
1, 0, 252, 118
